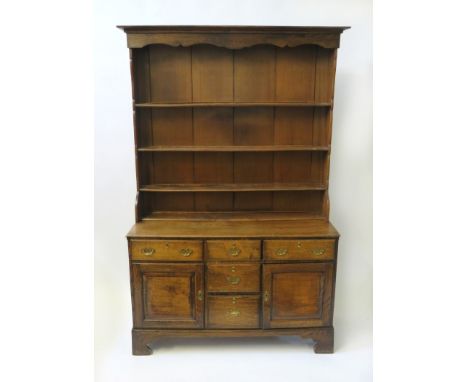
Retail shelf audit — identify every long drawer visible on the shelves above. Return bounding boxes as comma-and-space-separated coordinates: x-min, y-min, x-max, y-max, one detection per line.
130, 240, 203, 261
263, 239, 335, 261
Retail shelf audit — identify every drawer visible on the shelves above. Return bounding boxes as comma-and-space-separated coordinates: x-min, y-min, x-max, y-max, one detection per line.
206, 263, 260, 292
206, 295, 260, 329
130, 240, 203, 261
206, 240, 261, 261
263, 239, 335, 261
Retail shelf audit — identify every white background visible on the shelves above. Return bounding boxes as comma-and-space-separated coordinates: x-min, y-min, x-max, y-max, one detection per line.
3, 1, 468, 382
94, 1, 372, 381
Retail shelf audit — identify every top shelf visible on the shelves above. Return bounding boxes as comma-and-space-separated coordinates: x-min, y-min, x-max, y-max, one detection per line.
134, 102, 332, 108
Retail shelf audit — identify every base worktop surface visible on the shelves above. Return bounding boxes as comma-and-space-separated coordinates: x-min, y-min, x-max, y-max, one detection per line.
127, 218, 339, 239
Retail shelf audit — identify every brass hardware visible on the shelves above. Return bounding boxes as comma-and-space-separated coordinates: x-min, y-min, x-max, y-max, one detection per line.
141, 247, 155, 256
197, 290, 203, 301
179, 248, 193, 257
232, 297, 236, 304
227, 276, 241, 285
264, 291, 269, 303
276, 248, 288, 257
296, 241, 302, 248
228, 309, 241, 317
231, 266, 236, 273
228, 246, 241, 257
312, 248, 326, 256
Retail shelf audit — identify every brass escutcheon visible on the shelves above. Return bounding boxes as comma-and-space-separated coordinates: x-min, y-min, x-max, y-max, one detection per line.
197, 290, 203, 301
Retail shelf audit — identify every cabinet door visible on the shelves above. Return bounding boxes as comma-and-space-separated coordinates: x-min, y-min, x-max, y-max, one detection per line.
263, 263, 333, 328
132, 263, 204, 328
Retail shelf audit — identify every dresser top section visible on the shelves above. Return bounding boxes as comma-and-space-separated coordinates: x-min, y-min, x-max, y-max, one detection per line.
127, 219, 339, 239
117, 25, 349, 49
117, 25, 350, 33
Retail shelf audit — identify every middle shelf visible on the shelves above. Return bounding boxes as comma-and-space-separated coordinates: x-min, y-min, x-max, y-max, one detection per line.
139, 182, 327, 192
135, 102, 333, 108
137, 145, 330, 152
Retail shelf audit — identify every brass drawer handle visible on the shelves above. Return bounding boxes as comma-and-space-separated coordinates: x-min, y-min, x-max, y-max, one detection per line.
226, 276, 241, 285
312, 248, 326, 256
141, 247, 155, 256
197, 290, 203, 301
264, 291, 269, 303
276, 248, 288, 257
228, 246, 241, 257
179, 248, 193, 257
228, 309, 241, 317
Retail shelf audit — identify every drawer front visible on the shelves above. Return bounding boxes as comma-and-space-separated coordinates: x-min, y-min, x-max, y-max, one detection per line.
206, 295, 260, 329
263, 239, 335, 261
131, 240, 203, 261
206, 240, 261, 261
206, 263, 260, 292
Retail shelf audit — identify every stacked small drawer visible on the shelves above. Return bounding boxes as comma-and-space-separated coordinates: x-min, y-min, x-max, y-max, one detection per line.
205, 240, 262, 328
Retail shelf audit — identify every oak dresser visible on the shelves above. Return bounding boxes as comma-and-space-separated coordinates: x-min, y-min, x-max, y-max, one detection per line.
118, 25, 348, 355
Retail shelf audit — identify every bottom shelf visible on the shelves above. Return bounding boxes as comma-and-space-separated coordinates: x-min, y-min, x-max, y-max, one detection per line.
142, 211, 325, 221
137, 190, 328, 221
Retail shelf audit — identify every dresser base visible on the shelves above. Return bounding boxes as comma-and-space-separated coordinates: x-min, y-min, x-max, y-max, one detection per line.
132, 327, 334, 355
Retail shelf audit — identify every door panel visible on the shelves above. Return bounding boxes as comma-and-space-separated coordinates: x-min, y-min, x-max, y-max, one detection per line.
263, 263, 333, 328
132, 263, 204, 328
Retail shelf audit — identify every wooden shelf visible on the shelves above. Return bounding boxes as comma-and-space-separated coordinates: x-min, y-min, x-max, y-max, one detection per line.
135, 102, 332, 108
142, 211, 325, 221
129, 37, 339, 219
139, 183, 326, 192
138, 145, 330, 152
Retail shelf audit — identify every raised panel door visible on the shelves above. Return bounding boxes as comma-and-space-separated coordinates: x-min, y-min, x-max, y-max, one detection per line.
132, 263, 204, 328
263, 263, 333, 328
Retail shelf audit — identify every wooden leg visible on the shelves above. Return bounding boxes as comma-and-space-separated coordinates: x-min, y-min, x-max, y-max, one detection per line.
132, 329, 153, 356
303, 327, 334, 354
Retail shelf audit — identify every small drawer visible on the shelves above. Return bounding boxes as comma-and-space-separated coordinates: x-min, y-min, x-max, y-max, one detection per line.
263, 239, 335, 261
206, 263, 260, 292
206, 240, 261, 261
206, 295, 260, 329
131, 240, 203, 261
